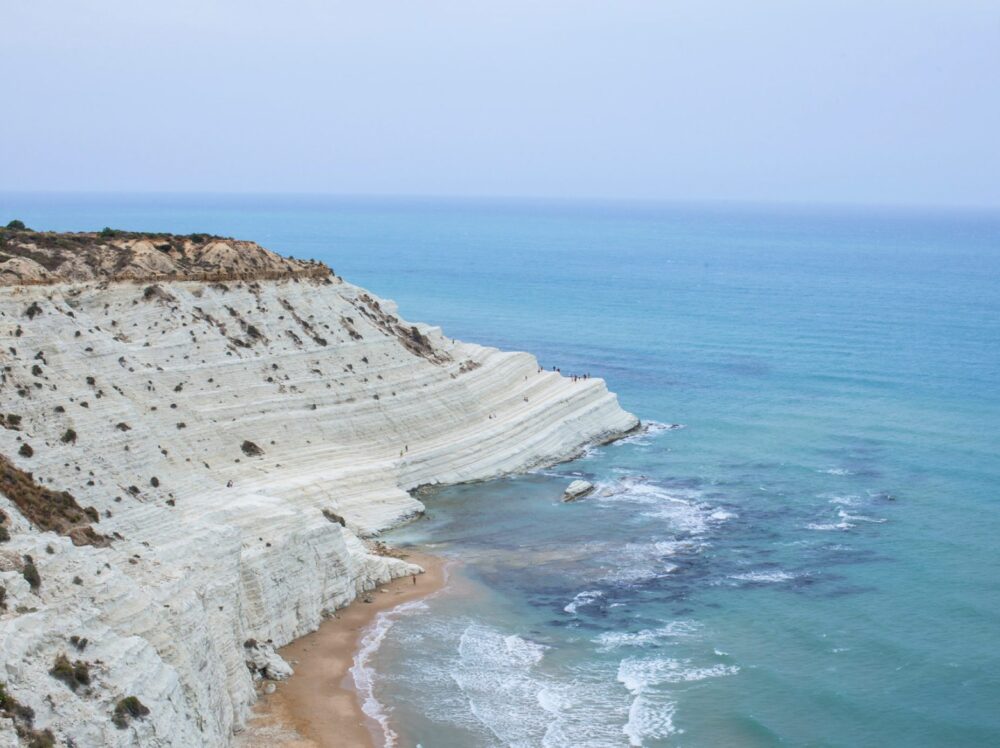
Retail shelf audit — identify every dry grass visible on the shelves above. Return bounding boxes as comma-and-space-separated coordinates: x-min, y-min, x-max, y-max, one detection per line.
0, 682, 56, 747
0, 454, 109, 547
112, 696, 149, 729
49, 653, 91, 691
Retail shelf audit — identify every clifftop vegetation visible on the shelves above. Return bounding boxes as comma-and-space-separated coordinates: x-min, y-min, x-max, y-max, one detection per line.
0, 224, 332, 286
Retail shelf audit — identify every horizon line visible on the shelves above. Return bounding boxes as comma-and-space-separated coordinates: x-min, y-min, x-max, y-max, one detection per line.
1, 189, 998, 216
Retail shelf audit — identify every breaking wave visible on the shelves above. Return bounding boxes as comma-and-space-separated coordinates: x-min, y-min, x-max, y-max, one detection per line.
350, 599, 430, 748
729, 570, 800, 584
595, 620, 700, 651
592, 475, 732, 536
617, 656, 739, 745
807, 508, 887, 531
564, 589, 604, 614
446, 622, 629, 747
617, 420, 685, 446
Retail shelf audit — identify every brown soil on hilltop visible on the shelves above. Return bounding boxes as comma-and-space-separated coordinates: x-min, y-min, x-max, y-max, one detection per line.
0, 227, 332, 285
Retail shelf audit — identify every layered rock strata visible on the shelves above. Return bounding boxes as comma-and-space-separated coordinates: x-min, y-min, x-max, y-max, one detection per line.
0, 232, 637, 746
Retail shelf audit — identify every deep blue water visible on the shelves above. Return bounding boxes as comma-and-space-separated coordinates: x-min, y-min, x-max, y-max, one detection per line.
3, 193, 999, 746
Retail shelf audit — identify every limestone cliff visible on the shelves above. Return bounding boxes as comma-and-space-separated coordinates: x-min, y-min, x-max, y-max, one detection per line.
0, 230, 638, 746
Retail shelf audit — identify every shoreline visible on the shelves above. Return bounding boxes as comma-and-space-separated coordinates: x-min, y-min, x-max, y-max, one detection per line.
237, 550, 447, 748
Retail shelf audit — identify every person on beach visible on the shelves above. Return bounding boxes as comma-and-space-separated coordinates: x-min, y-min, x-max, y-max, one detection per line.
412, 574, 417, 585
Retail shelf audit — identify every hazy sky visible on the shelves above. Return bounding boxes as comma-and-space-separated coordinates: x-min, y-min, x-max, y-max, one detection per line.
3, 1, 998, 207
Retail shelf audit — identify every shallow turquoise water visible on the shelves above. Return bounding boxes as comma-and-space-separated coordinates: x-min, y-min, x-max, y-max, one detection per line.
3, 194, 999, 746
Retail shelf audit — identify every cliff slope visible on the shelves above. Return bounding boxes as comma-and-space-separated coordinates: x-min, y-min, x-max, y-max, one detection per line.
0, 231, 637, 746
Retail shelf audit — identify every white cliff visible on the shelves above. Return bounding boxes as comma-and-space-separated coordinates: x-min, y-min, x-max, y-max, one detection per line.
0, 239, 637, 746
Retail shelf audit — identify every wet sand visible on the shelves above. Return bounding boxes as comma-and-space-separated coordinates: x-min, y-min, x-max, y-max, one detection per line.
238, 551, 446, 747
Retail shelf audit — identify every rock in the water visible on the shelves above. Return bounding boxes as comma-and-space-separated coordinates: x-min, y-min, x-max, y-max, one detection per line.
563, 480, 595, 502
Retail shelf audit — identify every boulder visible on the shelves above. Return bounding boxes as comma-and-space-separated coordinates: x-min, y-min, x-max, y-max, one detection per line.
244, 642, 294, 681
563, 480, 595, 502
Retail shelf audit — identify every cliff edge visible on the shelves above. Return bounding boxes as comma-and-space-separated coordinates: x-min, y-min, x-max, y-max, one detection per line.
0, 228, 638, 746
0, 227, 330, 286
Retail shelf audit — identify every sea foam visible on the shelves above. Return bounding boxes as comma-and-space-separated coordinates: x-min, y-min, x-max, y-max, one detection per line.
350, 599, 430, 748
595, 620, 700, 651
729, 570, 799, 584
564, 589, 604, 614
617, 420, 685, 446
617, 656, 739, 745
593, 476, 729, 536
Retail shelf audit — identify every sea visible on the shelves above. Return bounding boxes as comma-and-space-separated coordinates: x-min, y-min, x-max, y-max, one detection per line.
3, 193, 998, 747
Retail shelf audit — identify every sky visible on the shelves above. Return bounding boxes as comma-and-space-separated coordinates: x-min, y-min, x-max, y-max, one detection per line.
2, 1, 999, 208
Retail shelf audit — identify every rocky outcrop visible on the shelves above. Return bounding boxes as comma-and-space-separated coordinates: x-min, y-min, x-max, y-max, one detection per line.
0, 245, 637, 746
562, 479, 595, 502
0, 256, 53, 285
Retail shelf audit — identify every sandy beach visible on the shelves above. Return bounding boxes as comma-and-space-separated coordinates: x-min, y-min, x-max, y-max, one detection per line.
238, 550, 447, 748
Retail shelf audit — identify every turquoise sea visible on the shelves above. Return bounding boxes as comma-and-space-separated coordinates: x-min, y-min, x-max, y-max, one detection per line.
3, 194, 999, 746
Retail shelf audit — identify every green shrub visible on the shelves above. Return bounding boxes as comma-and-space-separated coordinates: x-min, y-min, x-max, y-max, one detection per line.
49, 653, 91, 691
241, 440, 263, 457
25, 730, 55, 748
112, 696, 150, 729
0, 681, 54, 746
5, 220, 26, 230
22, 561, 40, 590
322, 509, 346, 526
